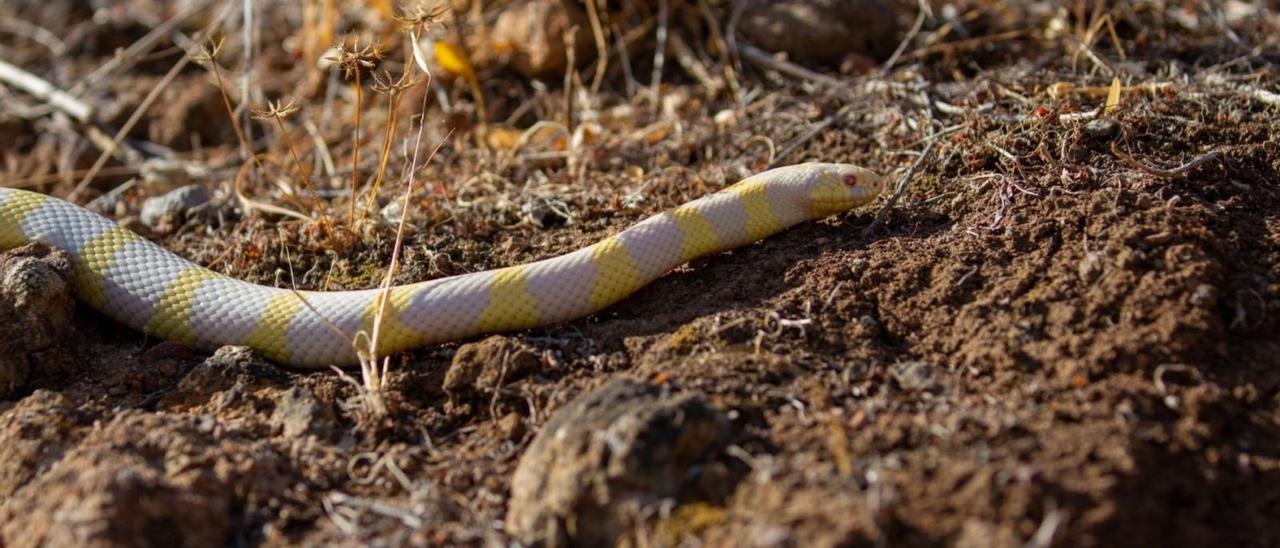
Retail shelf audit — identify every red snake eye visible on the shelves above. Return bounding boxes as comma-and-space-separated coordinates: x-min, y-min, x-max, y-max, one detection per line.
841, 173, 859, 187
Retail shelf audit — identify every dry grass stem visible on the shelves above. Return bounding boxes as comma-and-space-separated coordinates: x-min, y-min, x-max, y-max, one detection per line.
366, 70, 416, 214
330, 37, 385, 227
252, 99, 321, 211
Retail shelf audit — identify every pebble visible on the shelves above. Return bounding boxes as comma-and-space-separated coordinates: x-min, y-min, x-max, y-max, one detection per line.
139, 184, 209, 229
1084, 116, 1122, 143
521, 197, 570, 228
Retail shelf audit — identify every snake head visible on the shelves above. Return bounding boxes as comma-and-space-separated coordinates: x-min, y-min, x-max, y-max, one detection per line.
807, 163, 886, 216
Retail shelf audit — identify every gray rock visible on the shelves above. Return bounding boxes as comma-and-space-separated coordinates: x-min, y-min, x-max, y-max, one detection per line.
170, 346, 289, 403
140, 184, 209, 229
505, 378, 730, 546
740, 0, 899, 63
1084, 116, 1122, 143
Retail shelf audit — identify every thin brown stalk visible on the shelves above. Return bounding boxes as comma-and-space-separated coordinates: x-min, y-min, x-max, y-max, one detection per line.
253, 99, 320, 211
350, 71, 363, 227
366, 70, 415, 213
329, 37, 384, 227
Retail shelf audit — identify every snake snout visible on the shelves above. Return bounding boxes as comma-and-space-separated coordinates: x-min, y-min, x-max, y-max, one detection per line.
807, 164, 883, 215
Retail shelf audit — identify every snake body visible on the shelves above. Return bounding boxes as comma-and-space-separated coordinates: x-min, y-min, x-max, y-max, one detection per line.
0, 163, 883, 367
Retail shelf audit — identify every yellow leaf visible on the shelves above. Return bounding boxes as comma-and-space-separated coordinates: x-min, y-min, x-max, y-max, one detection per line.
436, 40, 488, 125
1105, 77, 1122, 114
435, 41, 475, 80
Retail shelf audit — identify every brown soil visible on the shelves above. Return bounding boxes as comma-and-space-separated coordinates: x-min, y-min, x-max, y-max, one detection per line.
2, 1, 1279, 546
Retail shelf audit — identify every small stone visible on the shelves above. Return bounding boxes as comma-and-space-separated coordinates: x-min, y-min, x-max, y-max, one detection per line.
1078, 251, 1103, 283
171, 346, 288, 403
713, 109, 738, 129
1084, 117, 1122, 142
739, 0, 899, 63
505, 378, 730, 546
489, 0, 591, 78
140, 184, 209, 229
1190, 284, 1217, 308
498, 411, 526, 441
379, 196, 408, 226
270, 386, 335, 439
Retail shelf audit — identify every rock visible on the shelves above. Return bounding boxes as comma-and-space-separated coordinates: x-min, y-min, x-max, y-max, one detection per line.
443, 336, 540, 401
1084, 116, 1122, 143
169, 346, 289, 404
739, 0, 899, 63
0, 244, 75, 399
270, 386, 335, 439
505, 378, 730, 546
498, 411, 526, 441
139, 184, 209, 230
1078, 251, 1103, 283
489, 0, 591, 78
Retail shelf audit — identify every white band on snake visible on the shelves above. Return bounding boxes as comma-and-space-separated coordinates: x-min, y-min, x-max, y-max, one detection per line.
0, 163, 884, 367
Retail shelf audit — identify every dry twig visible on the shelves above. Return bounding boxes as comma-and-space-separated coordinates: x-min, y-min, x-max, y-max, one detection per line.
0, 59, 91, 122
864, 139, 937, 236
1110, 145, 1224, 179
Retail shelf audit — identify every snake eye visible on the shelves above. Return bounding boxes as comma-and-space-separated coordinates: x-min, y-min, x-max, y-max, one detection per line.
841, 173, 859, 187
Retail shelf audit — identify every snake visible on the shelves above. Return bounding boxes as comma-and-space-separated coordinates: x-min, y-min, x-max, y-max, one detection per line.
0, 163, 884, 367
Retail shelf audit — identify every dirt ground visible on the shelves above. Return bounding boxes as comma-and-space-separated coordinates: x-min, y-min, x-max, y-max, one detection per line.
1, 0, 1279, 546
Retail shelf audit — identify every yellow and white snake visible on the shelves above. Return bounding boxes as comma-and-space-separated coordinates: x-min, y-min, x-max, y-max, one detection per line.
0, 163, 883, 367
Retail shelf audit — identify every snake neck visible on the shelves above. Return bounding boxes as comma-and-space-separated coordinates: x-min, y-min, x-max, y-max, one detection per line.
644, 177, 809, 263
586, 179, 809, 305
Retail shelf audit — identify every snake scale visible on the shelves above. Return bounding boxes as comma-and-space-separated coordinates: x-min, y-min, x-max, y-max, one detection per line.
0, 163, 884, 367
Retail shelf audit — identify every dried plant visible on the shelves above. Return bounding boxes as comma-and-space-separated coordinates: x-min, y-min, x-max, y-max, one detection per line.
367, 69, 418, 212
252, 99, 320, 211
328, 37, 385, 227
395, 1, 448, 32
196, 38, 260, 175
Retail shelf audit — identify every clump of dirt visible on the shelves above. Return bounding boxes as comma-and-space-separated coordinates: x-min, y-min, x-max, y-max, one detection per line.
2, 0, 1279, 546
0, 244, 76, 399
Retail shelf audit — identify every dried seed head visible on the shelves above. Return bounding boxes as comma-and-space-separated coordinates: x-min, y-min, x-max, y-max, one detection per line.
194, 36, 226, 64
395, 2, 448, 32
327, 37, 385, 79
370, 70, 416, 95
252, 99, 301, 120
